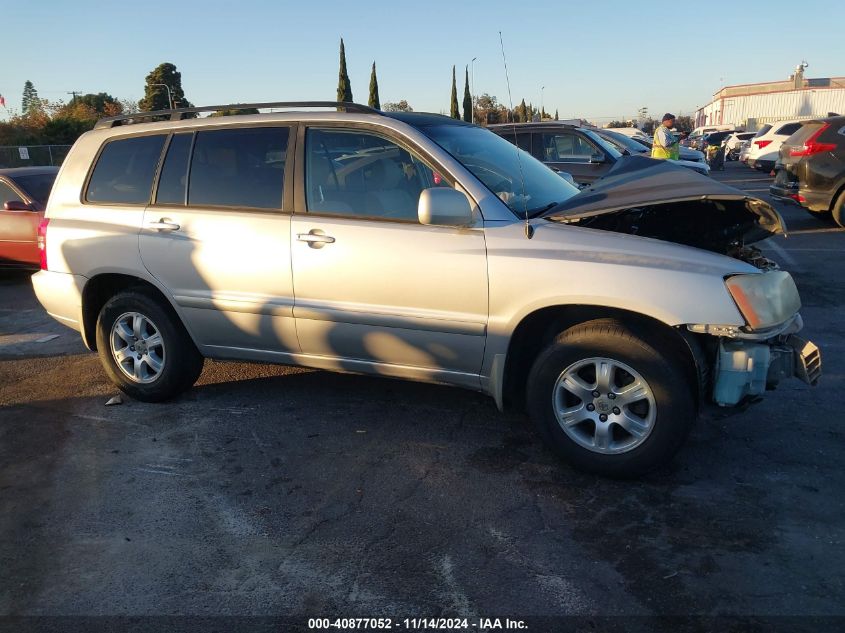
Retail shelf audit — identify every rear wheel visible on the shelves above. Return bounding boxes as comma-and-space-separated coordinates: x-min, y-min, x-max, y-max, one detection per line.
95, 289, 204, 402
526, 319, 696, 478
832, 190, 845, 228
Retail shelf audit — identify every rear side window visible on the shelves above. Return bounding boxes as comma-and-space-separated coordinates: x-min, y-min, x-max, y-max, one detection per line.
786, 123, 824, 146
86, 135, 166, 204
776, 123, 801, 136
188, 127, 289, 209
155, 133, 193, 205
753, 125, 772, 138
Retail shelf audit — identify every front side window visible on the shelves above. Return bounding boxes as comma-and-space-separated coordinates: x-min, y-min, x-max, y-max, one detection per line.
188, 127, 289, 209
305, 128, 449, 221
86, 135, 166, 204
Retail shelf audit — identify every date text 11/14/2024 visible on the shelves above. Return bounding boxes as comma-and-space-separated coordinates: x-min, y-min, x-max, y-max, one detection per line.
307, 618, 528, 630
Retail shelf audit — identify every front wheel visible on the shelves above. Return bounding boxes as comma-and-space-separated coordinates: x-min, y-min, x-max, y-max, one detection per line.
527, 319, 696, 478
95, 289, 204, 402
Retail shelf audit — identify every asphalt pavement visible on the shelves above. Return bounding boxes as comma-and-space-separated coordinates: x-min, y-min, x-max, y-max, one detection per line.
1, 161, 843, 632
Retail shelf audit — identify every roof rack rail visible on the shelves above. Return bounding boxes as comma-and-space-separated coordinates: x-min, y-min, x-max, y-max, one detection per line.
94, 101, 382, 129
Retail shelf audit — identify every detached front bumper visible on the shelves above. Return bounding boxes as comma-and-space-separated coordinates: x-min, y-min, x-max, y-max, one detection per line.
711, 329, 821, 407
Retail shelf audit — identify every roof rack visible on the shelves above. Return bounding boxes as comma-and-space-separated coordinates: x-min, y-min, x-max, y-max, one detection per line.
94, 101, 382, 129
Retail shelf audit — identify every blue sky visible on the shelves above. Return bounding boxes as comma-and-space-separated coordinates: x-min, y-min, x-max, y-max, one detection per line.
3, 0, 844, 122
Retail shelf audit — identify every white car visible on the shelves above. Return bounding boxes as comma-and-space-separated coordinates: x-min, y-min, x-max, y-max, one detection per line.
724, 132, 755, 159
604, 127, 651, 143
746, 120, 804, 172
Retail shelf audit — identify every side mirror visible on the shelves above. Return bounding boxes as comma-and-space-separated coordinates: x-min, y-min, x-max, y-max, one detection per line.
3, 200, 33, 211
418, 188, 473, 227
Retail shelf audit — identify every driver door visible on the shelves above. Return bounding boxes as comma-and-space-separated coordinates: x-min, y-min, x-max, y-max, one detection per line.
290, 126, 488, 380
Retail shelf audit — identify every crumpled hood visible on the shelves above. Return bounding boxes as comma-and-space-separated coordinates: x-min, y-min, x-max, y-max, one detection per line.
544, 155, 785, 245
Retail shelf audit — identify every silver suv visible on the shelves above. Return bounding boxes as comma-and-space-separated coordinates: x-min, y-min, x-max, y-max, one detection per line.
32, 101, 820, 477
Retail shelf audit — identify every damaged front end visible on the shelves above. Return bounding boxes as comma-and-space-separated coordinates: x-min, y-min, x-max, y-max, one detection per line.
543, 156, 821, 407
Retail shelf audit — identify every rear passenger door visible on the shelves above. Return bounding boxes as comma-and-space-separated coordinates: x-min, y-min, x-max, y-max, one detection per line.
139, 125, 298, 355
538, 131, 609, 184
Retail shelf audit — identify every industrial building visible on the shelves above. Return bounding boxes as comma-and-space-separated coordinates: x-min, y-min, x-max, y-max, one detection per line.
694, 63, 845, 131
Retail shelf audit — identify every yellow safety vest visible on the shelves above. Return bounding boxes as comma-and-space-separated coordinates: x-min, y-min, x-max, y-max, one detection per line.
652, 126, 680, 160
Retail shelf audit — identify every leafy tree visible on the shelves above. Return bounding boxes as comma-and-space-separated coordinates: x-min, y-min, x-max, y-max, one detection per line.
138, 63, 193, 112
449, 66, 459, 119
675, 115, 694, 134
641, 118, 657, 135
474, 93, 508, 125
382, 100, 413, 112
22, 81, 40, 115
368, 61, 380, 110
75, 93, 121, 115
462, 66, 472, 122
337, 38, 353, 104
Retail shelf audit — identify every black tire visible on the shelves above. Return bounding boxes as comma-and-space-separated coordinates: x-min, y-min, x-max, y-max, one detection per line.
526, 319, 695, 478
95, 288, 204, 402
832, 190, 845, 228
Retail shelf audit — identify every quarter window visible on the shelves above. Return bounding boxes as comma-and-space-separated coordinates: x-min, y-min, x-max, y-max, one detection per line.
188, 127, 289, 209
305, 128, 449, 221
86, 135, 166, 204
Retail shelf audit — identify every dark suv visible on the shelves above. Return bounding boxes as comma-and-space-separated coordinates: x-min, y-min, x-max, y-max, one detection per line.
489, 122, 623, 185
770, 115, 845, 226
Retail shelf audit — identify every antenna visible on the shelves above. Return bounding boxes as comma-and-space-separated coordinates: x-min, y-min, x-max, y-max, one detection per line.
498, 31, 532, 239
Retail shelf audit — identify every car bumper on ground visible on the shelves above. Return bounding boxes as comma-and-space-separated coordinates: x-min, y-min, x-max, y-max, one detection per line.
31, 270, 86, 333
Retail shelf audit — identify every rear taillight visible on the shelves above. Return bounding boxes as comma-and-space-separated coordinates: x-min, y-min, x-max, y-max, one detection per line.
37, 218, 49, 270
754, 140, 772, 149
789, 123, 837, 157
789, 193, 806, 203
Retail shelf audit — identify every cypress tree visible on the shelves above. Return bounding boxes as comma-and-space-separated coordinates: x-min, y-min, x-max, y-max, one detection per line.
368, 61, 380, 110
337, 38, 353, 104
138, 63, 194, 113
449, 66, 460, 119
22, 80, 39, 115
462, 66, 472, 122
555, 109, 559, 120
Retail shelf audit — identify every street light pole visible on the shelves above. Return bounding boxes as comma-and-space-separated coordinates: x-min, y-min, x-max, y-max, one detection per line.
541, 86, 545, 120
151, 83, 174, 110
471, 57, 477, 124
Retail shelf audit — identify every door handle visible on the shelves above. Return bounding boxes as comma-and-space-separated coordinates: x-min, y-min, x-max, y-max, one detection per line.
297, 231, 335, 245
148, 219, 180, 232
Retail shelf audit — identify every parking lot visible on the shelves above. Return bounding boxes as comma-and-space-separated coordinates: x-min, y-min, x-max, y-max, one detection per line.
1, 162, 843, 630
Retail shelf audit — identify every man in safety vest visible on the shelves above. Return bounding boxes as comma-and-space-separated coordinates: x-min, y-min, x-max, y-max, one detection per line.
652, 113, 680, 160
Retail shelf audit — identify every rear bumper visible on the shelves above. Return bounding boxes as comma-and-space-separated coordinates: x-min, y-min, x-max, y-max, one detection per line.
31, 270, 86, 334
769, 182, 832, 212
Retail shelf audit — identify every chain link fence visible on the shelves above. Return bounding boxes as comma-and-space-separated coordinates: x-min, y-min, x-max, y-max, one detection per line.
0, 145, 72, 168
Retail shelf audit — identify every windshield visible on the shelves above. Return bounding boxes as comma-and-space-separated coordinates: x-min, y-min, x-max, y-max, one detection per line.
581, 129, 624, 160
598, 130, 649, 154
13, 173, 57, 205
420, 124, 580, 218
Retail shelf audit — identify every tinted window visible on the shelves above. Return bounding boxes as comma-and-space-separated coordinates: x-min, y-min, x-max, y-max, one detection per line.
305, 128, 449, 221
13, 173, 56, 205
776, 123, 801, 136
188, 127, 288, 209
156, 133, 193, 205
87, 135, 166, 204
0, 182, 23, 205
787, 123, 824, 146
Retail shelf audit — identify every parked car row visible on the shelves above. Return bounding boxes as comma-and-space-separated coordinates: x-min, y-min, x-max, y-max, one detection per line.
24, 100, 819, 478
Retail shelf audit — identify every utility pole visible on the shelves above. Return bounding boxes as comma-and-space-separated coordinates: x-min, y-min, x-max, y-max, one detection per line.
471, 57, 477, 124
67, 91, 82, 104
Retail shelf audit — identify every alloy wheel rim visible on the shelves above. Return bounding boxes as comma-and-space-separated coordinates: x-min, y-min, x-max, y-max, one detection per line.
552, 357, 656, 454
110, 312, 165, 384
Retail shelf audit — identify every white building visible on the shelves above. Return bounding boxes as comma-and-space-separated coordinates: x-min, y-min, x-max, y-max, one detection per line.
695, 64, 845, 131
